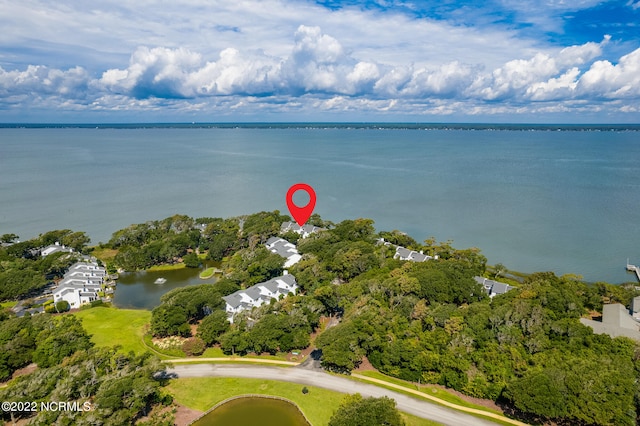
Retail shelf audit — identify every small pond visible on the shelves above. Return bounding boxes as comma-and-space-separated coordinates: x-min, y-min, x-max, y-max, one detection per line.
112, 266, 217, 309
191, 397, 310, 426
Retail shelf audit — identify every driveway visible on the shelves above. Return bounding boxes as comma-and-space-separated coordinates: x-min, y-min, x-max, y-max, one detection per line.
167, 364, 500, 426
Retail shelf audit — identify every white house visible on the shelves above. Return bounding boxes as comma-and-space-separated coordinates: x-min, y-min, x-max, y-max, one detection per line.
53, 284, 99, 308
265, 237, 302, 267
41, 242, 73, 257
66, 262, 106, 278
52, 260, 105, 308
222, 274, 298, 322
394, 246, 433, 262
474, 276, 516, 298
280, 221, 326, 238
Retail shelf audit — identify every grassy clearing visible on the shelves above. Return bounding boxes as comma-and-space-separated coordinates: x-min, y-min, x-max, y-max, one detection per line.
199, 267, 216, 279
167, 377, 439, 426
71, 306, 151, 355
90, 247, 119, 263
1, 301, 18, 309
146, 263, 186, 272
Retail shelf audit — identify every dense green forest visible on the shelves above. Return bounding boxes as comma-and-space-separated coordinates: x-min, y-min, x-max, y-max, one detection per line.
3, 212, 640, 425
0, 314, 172, 425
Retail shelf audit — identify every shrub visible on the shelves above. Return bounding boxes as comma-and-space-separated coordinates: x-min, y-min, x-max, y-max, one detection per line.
55, 300, 70, 312
182, 337, 206, 356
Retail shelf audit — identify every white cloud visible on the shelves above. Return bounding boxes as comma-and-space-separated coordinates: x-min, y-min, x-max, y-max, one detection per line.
576, 47, 640, 98
0, 65, 91, 98
1, 17, 639, 120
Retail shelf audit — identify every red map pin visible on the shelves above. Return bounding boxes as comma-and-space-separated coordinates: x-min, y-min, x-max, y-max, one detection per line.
286, 183, 316, 226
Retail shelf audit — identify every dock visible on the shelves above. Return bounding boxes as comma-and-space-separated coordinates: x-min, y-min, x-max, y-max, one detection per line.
627, 261, 640, 282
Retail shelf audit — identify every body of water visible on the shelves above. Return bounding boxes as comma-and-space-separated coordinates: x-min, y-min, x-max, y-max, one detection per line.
191, 396, 310, 426
1, 124, 639, 283
112, 267, 216, 309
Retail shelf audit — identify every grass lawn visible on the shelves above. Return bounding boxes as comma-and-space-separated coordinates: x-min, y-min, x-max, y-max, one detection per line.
147, 263, 186, 272
71, 306, 151, 355
0, 301, 18, 309
90, 246, 119, 263
167, 377, 440, 426
199, 267, 215, 279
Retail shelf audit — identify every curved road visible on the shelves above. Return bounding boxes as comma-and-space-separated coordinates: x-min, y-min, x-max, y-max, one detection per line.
167, 364, 500, 426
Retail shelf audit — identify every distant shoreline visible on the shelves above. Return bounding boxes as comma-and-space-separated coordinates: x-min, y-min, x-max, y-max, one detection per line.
1, 122, 640, 131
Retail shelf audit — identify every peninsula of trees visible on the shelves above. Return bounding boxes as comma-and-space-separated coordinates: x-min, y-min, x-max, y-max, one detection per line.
1, 211, 640, 425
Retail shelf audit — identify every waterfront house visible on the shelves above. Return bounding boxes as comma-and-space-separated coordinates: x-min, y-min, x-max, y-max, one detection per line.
394, 246, 433, 262
580, 303, 640, 341
41, 242, 73, 257
265, 236, 302, 267
280, 221, 326, 238
51, 260, 106, 308
474, 276, 516, 298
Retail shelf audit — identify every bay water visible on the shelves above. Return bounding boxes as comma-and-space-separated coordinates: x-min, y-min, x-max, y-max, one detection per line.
1, 125, 639, 283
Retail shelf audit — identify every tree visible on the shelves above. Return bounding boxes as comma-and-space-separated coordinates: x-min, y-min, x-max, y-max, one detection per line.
150, 305, 191, 337
32, 316, 93, 368
328, 394, 405, 426
197, 310, 230, 346
0, 233, 19, 244
494, 263, 507, 278
183, 252, 200, 268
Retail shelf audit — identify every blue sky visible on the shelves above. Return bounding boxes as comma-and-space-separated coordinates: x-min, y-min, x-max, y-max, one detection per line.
1, 0, 639, 122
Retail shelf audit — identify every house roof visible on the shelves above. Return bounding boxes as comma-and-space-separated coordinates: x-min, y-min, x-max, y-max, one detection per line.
280, 221, 300, 233
266, 238, 299, 259
474, 276, 515, 296
245, 287, 262, 301
260, 281, 280, 293
222, 274, 298, 312
223, 293, 243, 309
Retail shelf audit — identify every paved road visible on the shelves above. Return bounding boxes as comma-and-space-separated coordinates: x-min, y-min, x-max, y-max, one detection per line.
167, 364, 498, 426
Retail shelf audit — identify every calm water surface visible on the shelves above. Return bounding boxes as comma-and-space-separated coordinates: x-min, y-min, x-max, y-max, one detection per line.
1, 127, 639, 283
112, 267, 216, 309
191, 397, 310, 426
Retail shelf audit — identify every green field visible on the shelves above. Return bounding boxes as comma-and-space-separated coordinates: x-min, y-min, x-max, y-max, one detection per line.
146, 263, 186, 272
71, 306, 151, 354
199, 267, 216, 279
1, 301, 18, 309
167, 377, 440, 426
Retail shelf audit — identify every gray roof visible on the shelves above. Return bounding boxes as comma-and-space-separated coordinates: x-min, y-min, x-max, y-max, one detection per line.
408, 251, 431, 262
276, 274, 297, 287
395, 246, 430, 262
223, 293, 243, 308
266, 238, 299, 259
245, 287, 262, 301
280, 221, 300, 233
260, 280, 280, 293
223, 274, 297, 311
474, 276, 515, 296
491, 282, 514, 295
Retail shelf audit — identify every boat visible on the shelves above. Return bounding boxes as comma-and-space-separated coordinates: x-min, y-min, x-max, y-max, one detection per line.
154, 278, 167, 285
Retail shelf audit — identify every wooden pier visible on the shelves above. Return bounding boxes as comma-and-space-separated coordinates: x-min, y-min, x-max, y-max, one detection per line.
627, 260, 640, 282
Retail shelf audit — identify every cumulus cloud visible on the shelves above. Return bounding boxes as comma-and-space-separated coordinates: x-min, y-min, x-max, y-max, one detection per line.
101, 47, 202, 98
0, 65, 91, 98
1, 26, 640, 119
576, 47, 640, 98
